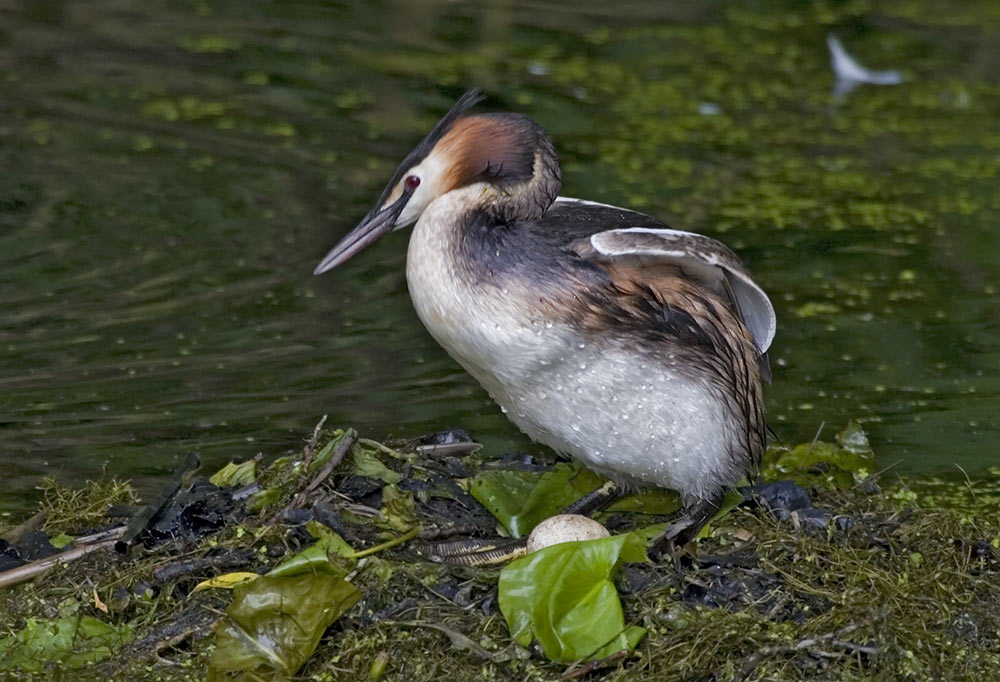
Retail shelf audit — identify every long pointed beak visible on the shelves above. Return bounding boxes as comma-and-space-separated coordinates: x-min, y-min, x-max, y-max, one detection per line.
314, 194, 408, 275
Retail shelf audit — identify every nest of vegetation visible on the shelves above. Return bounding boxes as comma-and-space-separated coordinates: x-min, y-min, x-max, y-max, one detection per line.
0, 421, 998, 682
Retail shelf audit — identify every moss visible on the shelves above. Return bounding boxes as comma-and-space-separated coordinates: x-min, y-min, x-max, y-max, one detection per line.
0, 425, 997, 681
37, 476, 139, 535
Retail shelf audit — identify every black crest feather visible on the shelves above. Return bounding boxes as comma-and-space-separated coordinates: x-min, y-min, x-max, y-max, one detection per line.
368, 91, 485, 216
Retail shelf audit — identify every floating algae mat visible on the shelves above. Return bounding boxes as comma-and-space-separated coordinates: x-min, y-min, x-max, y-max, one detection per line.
0, 423, 998, 681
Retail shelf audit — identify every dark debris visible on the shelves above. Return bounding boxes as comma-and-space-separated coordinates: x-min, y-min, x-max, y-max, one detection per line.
143, 478, 242, 549
16, 530, 60, 561
682, 565, 832, 623
0, 539, 23, 571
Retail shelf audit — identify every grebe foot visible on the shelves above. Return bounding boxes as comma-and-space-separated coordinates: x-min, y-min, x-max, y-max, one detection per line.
649, 494, 723, 560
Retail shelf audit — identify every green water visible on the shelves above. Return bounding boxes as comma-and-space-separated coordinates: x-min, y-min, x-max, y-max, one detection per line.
2, 0, 999, 515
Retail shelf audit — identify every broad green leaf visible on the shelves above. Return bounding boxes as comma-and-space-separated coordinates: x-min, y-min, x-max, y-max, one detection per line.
837, 420, 873, 454
472, 463, 680, 538
207, 574, 360, 681
589, 624, 647, 659
471, 463, 600, 538
268, 521, 355, 577
247, 486, 281, 512
49, 532, 74, 549
379, 484, 416, 531
268, 544, 347, 577
605, 488, 681, 515
469, 469, 539, 535
498, 533, 647, 663
633, 523, 668, 543
0, 615, 133, 672
305, 520, 356, 558
352, 448, 402, 484
191, 572, 261, 594
210, 460, 257, 487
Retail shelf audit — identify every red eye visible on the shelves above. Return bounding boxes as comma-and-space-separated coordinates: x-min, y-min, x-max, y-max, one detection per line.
404, 175, 421, 190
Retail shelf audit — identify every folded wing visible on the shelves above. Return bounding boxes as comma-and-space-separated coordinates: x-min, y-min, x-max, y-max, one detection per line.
583, 226, 775, 381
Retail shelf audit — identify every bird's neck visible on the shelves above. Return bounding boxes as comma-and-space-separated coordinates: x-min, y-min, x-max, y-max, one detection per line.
407, 142, 561, 290
447, 143, 560, 225
487, 145, 561, 223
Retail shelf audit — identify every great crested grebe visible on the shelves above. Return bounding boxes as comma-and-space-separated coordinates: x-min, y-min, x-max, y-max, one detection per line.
315, 91, 775, 559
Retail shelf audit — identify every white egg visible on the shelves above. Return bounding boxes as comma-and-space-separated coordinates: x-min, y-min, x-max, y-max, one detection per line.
526, 514, 610, 553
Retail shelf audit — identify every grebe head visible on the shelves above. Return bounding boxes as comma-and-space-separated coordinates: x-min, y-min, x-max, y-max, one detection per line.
314, 90, 560, 274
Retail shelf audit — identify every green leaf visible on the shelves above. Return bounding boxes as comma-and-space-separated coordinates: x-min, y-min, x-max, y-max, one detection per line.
498, 533, 647, 663
192, 572, 261, 594
352, 447, 402, 484
471, 463, 679, 538
268, 521, 355, 577
207, 574, 360, 681
247, 486, 282, 512
469, 470, 539, 535
210, 460, 257, 487
471, 463, 601, 538
268, 544, 344, 578
605, 488, 681, 515
0, 615, 133, 672
308, 429, 355, 472
836, 420, 873, 454
306, 520, 356, 558
49, 532, 74, 549
762, 423, 876, 490
379, 484, 416, 531
632, 523, 667, 543
589, 624, 647, 659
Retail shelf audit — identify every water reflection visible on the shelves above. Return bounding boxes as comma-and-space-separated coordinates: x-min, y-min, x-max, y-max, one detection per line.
2, 0, 1000, 514
827, 34, 903, 102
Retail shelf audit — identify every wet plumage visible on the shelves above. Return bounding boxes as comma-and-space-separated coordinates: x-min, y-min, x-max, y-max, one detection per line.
315, 91, 775, 545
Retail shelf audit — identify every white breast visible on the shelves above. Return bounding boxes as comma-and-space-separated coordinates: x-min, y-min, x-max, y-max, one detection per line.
405, 193, 745, 503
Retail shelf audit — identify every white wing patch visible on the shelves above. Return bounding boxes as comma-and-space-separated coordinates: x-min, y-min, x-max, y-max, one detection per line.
554, 196, 630, 210
589, 227, 776, 354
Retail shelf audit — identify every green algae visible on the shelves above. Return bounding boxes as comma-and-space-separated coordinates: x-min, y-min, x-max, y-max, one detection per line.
4, 0, 1000, 514
1, 423, 998, 681
37, 477, 139, 535
2, 0, 1000, 676
0, 610, 133, 673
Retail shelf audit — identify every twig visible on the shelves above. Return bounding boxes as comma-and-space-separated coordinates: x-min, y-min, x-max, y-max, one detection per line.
418, 521, 493, 541
829, 639, 879, 655
286, 432, 356, 513
852, 460, 902, 490
955, 464, 977, 503
152, 549, 256, 582
804, 421, 826, 457
348, 526, 420, 559
98, 606, 221, 676
152, 612, 222, 663
0, 526, 126, 590
0, 510, 47, 544
75, 526, 130, 545
736, 624, 877, 680
302, 414, 328, 471
358, 438, 407, 460
384, 620, 512, 663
